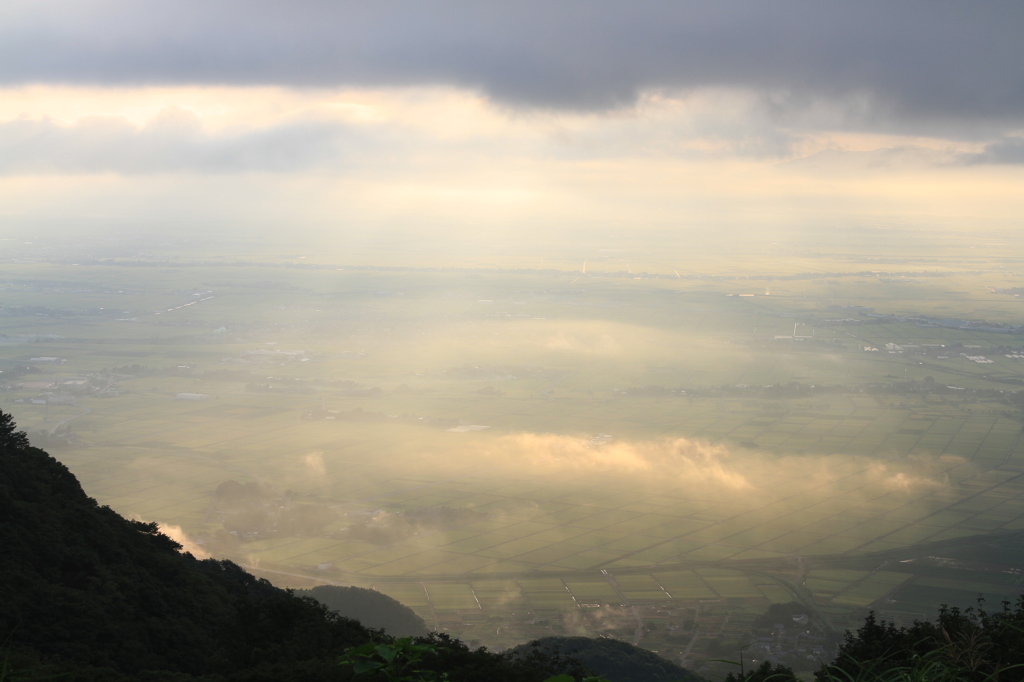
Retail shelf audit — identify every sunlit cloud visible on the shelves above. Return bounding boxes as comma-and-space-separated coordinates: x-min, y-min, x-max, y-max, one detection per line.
303, 451, 327, 478
157, 522, 211, 559
494, 433, 754, 490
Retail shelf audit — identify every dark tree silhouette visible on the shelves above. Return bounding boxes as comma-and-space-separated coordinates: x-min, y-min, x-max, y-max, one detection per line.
0, 410, 30, 449
725, 660, 798, 682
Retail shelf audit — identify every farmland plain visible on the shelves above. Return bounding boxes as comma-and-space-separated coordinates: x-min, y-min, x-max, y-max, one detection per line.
3, 226, 1024, 674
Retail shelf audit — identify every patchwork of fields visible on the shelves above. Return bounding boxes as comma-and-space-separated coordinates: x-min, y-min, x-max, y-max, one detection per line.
3, 237, 1024, 669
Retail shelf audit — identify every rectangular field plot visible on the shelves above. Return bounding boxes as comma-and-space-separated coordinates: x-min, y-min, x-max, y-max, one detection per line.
549, 549, 625, 570
796, 536, 871, 555
806, 578, 854, 596
811, 570, 875, 583
697, 573, 764, 598
425, 584, 480, 610
375, 583, 431, 608
256, 538, 342, 563
475, 538, 555, 560
623, 591, 670, 602
756, 584, 795, 603
564, 580, 619, 603
892, 584, 1021, 611
831, 572, 913, 607
516, 577, 581, 606
471, 581, 529, 609
509, 546, 581, 565
520, 591, 576, 609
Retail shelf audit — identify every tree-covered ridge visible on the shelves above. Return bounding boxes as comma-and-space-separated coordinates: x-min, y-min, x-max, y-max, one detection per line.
0, 422, 369, 678
0, 411, 29, 449
512, 636, 704, 682
296, 585, 430, 638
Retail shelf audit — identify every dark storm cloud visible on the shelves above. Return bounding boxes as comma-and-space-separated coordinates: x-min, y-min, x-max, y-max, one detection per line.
0, 109, 350, 174
962, 138, 1024, 165
2, 0, 1023, 129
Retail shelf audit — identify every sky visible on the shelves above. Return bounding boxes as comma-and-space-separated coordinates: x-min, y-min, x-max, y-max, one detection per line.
2, 1, 1023, 254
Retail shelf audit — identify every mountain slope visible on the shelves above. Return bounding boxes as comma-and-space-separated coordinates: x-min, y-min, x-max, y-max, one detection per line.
0, 437, 373, 676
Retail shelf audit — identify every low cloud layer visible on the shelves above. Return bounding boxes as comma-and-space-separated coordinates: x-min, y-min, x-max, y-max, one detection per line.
0, 109, 348, 174
303, 451, 327, 478
495, 433, 753, 490
2, 87, 1020, 180
962, 138, 1024, 165
483, 432, 963, 502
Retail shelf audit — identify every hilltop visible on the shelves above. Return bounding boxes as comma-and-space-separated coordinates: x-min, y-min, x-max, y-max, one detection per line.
512, 637, 704, 682
296, 585, 430, 637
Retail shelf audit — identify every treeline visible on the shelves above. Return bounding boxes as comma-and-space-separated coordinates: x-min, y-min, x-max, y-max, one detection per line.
716, 600, 1024, 682
813, 601, 1024, 682
0, 362, 41, 383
